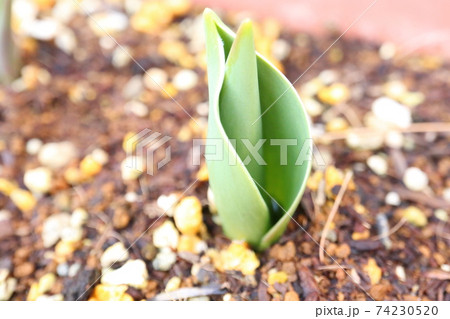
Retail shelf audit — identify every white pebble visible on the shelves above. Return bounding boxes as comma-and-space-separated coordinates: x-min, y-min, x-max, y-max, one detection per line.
271, 39, 291, 61
143, 68, 168, 91
112, 46, 131, 68
24, 167, 52, 193
101, 259, 148, 289
318, 70, 338, 85
153, 220, 179, 249
173, 70, 198, 91
303, 97, 324, 117
395, 265, 406, 282
403, 167, 428, 192
26, 138, 43, 155
52, 0, 76, 24
372, 97, 412, 129
443, 188, 450, 202
385, 192, 401, 206
36, 294, 64, 301
124, 100, 149, 118
121, 156, 144, 180
125, 192, 139, 203
122, 75, 144, 99
207, 187, 217, 214
152, 248, 177, 271
68, 263, 81, 277
0, 278, 17, 301
42, 213, 71, 248
156, 193, 179, 217
89, 11, 128, 36
100, 242, 129, 268
61, 227, 83, 242
434, 209, 448, 222
70, 208, 88, 228
367, 154, 388, 175
56, 263, 69, 277
24, 18, 61, 41
90, 148, 109, 165
379, 42, 396, 60
55, 28, 77, 54
384, 131, 404, 149
38, 142, 78, 169
346, 133, 384, 150
196, 102, 209, 117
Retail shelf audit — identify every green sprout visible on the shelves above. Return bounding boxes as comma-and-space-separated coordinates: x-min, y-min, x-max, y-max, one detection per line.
0, 0, 19, 85
203, 9, 312, 251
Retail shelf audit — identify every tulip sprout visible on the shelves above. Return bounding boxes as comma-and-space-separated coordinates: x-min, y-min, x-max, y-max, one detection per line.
203, 9, 311, 250
0, 0, 19, 85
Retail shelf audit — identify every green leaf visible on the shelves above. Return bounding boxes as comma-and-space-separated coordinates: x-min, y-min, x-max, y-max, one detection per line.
203, 9, 311, 250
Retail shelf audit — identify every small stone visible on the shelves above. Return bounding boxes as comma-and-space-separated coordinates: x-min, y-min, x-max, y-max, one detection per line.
56, 263, 69, 277
379, 42, 396, 60
399, 91, 425, 107
124, 100, 149, 118
122, 75, 144, 99
284, 290, 300, 301
384, 131, 404, 149
403, 167, 428, 192
89, 11, 128, 36
303, 97, 324, 117
335, 243, 351, 259
121, 156, 144, 180
24, 167, 52, 194
68, 263, 81, 277
299, 78, 323, 97
55, 28, 76, 54
156, 193, 180, 217
383, 81, 407, 100
385, 192, 401, 206
271, 39, 291, 61
442, 188, 450, 202
209, 242, 260, 276
90, 148, 109, 165
113, 208, 130, 229
395, 265, 406, 282
42, 213, 71, 248
269, 241, 296, 261
143, 68, 168, 91
111, 46, 131, 68
25, 18, 60, 40
325, 117, 348, 132
346, 132, 384, 150
101, 259, 148, 289
61, 226, 83, 242
403, 206, 428, 227
35, 294, 64, 301
38, 141, 78, 169
10, 189, 36, 213
434, 209, 448, 222
267, 269, 288, 285
152, 248, 177, 271
317, 83, 350, 105
172, 69, 198, 91
174, 196, 203, 235
318, 70, 338, 85
101, 242, 129, 269
80, 155, 102, 178
70, 208, 88, 228
177, 235, 207, 254
55, 240, 78, 260
0, 277, 17, 301
371, 97, 411, 129
363, 258, 382, 285
367, 154, 388, 176
125, 192, 139, 203
37, 273, 56, 296
14, 262, 34, 278
89, 284, 133, 301
0, 179, 16, 196
26, 138, 43, 155
165, 276, 181, 292
152, 220, 179, 249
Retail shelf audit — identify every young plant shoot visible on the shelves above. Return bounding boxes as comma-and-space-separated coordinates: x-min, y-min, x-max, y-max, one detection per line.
203, 9, 312, 251
0, 0, 19, 85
